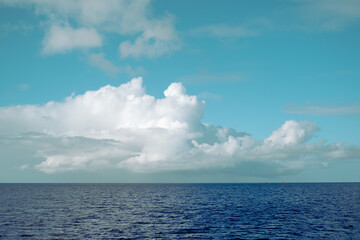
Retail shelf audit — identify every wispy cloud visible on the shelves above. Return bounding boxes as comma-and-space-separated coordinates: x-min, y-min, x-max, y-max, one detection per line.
118, 15, 181, 59
295, 0, 360, 31
0, 21, 35, 34
19, 164, 29, 170
17, 84, 30, 91
285, 103, 360, 117
188, 1, 360, 37
189, 17, 273, 39
88, 53, 146, 77
0, 78, 359, 175
198, 92, 223, 101
190, 24, 258, 38
88, 53, 119, 75
179, 72, 245, 84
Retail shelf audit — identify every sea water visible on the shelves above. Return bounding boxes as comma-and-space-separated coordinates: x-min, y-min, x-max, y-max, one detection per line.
1, 183, 359, 239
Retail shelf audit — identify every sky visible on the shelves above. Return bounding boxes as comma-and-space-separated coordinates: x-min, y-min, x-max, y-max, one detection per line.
0, 0, 360, 183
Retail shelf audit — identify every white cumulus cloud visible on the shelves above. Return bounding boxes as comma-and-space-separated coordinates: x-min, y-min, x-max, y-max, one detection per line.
264, 120, 317, 147
0, 77, 359, 175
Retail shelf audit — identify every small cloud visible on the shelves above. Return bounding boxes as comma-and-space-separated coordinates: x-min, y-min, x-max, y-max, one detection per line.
17, 84, 30, 91
119, 65, 147, 78
118, 20, 181, 59
42, 25, 102, 55
198, 92, 223, 101
19, 164, 29, 170
118, 14, 181, 59
190, 24, 258, 38
285, 103, 360, 117
88, 53, 119, 75
88, 53, 146, 77
264, 120, 318, 147
179, 72, 245, 84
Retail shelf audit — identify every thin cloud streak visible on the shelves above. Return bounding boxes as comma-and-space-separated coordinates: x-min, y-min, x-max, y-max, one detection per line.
17, 84, 30, 92
179, 72, 245, 84
286, 103, 360, 117
295, 0, 360, 31
190, 24, 258, 38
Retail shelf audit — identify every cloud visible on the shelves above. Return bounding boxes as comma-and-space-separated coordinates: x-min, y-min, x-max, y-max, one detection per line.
88, 53, 146, 77
0, 21, 35, 34
187, 1, 360, 36
198, 92, 223, 101
1, 77, 359, 176
179, 72, 245, 84
264, 120, 317, 147
17, 84, 30, 91
285, 103, 360, 117
191, 24, 258, 38
1, 0, 179, 58
42, 25, 102, 54
19, 164, 29, 170
295, 0, 360, 31
119, 33, 180, 59
88, 53, 119, 75
189, 18, 273, 39
118, 14, 180, 58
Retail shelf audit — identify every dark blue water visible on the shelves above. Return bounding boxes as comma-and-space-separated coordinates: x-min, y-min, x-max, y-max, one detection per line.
1, 183, 359, 239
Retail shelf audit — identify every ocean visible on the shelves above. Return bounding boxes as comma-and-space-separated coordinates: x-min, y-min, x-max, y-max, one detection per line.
1, 183, 359, 239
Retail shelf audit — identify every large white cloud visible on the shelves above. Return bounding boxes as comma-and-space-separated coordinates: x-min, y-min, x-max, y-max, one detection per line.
0, 77, 359, 175
1, 0, 179, 58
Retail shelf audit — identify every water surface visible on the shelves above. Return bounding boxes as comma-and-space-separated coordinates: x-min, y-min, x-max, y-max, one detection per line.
1, 183, 359, 239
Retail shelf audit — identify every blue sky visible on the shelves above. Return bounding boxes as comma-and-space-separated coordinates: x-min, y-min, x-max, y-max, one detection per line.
0, 0, 360, 183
